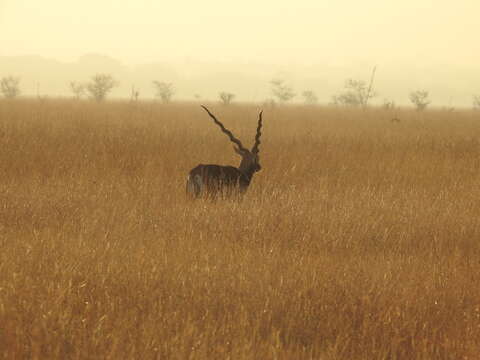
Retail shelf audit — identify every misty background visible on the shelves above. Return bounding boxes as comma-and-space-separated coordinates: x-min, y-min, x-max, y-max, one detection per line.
1, 0, 479, 106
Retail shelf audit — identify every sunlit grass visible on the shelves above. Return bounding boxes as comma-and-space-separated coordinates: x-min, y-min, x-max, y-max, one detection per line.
1, 98, 479, 359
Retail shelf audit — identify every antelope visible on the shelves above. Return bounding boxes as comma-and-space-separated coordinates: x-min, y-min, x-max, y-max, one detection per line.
186, 106, 263, 199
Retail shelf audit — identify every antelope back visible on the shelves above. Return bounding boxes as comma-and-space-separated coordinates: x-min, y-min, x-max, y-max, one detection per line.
186, 164, 249, 198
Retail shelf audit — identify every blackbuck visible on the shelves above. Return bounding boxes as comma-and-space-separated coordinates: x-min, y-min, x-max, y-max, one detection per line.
186, 106, 263, 198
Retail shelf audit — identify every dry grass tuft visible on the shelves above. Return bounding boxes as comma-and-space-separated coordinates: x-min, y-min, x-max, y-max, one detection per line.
1, 99, 480, 359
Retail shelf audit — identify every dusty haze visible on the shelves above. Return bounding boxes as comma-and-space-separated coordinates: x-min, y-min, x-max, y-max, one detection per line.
1, 0, 479, 106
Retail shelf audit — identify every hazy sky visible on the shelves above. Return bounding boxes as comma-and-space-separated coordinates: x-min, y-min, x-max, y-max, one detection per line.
1, 0, 479, 66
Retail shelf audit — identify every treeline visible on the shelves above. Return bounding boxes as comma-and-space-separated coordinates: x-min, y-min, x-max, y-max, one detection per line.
2, 73, 480, 111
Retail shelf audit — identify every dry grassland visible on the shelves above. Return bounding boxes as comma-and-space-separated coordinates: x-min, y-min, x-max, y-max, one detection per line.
1, 99, 480, 359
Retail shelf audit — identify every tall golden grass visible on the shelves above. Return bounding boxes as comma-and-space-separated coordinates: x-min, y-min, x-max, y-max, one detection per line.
1, 98, 480, 359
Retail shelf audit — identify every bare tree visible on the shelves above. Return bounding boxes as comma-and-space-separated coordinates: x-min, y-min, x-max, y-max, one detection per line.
70, 81, 86, 99
364, 66, 377, 109
219, 91, 235, 105
263, 99, 276, 108
302, 90, 318, 104
382, 98, 396, 110
409, 90, 431, 111
152, 81, 174, 103
130, 85, 140, 102
86, 74, 117, 102
473, 95, 480, 110
331, 79, 377, 107
0, 76, 21, 99
270, 79, 295, 103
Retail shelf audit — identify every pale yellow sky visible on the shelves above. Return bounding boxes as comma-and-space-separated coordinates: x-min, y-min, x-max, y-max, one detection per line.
1, 0, 479, 66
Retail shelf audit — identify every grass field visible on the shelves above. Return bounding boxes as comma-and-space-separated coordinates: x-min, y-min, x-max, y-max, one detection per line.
1, 99, 480, 359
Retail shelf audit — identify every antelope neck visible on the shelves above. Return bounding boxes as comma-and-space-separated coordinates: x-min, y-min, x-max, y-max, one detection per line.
238, 164, 256, 183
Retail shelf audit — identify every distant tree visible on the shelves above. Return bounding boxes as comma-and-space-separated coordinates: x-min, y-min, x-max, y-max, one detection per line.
0, 76, 21, 99
130, 85, 140, 102
263, 98, 276, 108
86, 74, 117, 102
382, 98, 396, 110
409, 90, 430, 111
219, 91, 235, 105
152, 81, 174, 103
473, 95, 480, 110
70, 81, 86, 99
331, 79, 377, 107
302, 90, 318, 104
270, 79, 295, 103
